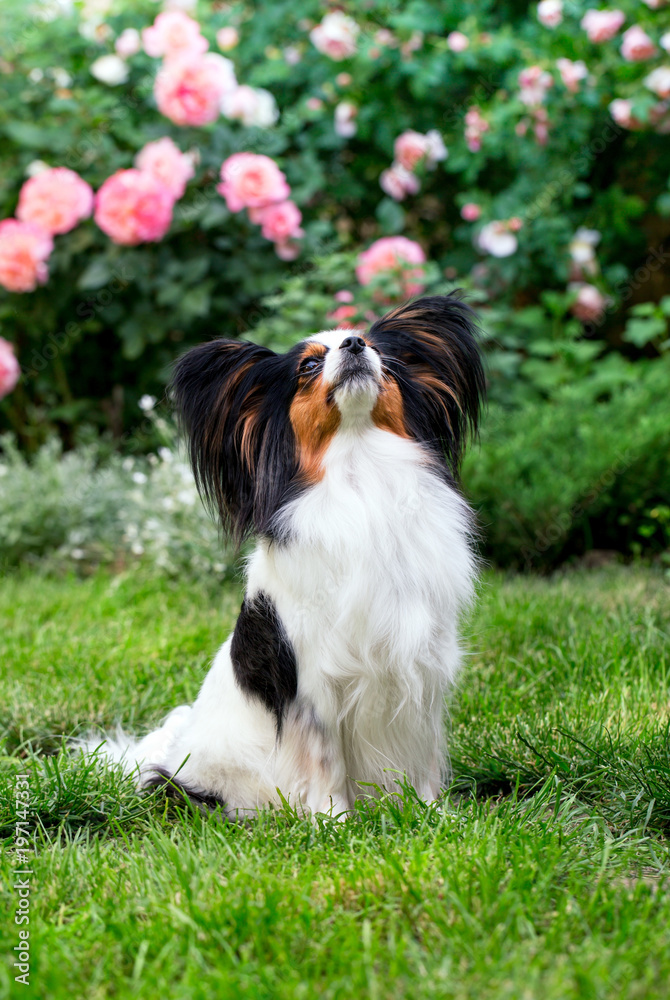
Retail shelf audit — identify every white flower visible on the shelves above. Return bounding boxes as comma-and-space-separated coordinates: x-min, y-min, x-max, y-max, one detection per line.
537, 0, 563, 28
71, 548, 85, 560
661, 33, 670, 53
138, 394, 156, 412
310, 11, 360, 61
569, 228, 601, 264
132, 471, 148, 484
158, 447, 173, 463
28, 68, 44, 83
645, 67, 670, 99
163, 0, 198, 11
25, 160, 50, 177
221, 86, 279, 127
51, 67, 72, 87
477, 221, 518, 257
334, 101, 357, 137
177, 489, 196, 506
425, 129, 448, 166
130, 541, 145, 555
90, 54, 129, 86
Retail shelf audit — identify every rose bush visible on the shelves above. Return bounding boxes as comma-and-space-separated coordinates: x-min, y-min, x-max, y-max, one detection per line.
0, 0, 669, 490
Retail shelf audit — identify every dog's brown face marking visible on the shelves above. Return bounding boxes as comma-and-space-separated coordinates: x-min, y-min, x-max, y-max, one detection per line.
371, 373, 409, 438
289, 343, 341, 483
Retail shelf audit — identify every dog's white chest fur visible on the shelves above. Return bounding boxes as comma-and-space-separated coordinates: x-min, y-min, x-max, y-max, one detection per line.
245, 426, 475, 805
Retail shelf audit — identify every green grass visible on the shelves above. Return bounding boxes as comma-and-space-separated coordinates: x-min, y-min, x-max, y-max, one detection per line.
1, 567, 669, 999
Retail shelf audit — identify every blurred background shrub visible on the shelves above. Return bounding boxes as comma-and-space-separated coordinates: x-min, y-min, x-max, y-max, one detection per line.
0, 0, 668, 570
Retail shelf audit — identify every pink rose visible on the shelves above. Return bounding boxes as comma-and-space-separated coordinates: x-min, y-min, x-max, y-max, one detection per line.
570, 283, 606, 322
94, 169, 174, 245
310, 11, 359, 61
380, 164, 421, 201
217, 27, 239, 51
464, 106, 490, 151
556, 58, 588, 93
328, 304, 360, 327
217, 153, 290, 212
274, 241, 300, 261
518, 66, 553, 105
155, 53, 236, 127
0, 338, 21, 398
609, 98, 644, 129
620, 25, 657, 61
581, 9, 626, 43
0, 219, 53, 293
537, 0, 563, 28
16, 167, 93, 236
115, 28, 141, 58
446, 31, 469, 52
334, 289, 354, 303
645, 67, 670, 98
461, 203, 481, 221
255, 201, 302, 243
142, 11, 208, 59
135, 138, 194, 200
356, 236, 427, 297
394, 130, 430, 171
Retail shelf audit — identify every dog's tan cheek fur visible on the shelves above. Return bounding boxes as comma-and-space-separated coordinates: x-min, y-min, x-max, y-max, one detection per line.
289, 376, 341, 483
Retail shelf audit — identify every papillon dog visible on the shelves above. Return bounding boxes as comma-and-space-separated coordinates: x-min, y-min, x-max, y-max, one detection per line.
83, 294, 485, 818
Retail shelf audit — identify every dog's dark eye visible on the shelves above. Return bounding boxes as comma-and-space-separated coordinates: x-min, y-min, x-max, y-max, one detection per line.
299, 357, 322, 375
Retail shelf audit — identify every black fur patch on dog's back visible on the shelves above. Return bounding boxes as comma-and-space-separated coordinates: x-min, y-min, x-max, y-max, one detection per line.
145, 766, 228, 815
231, 591, 298, 733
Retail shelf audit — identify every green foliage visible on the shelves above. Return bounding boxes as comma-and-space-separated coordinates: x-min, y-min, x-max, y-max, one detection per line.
463, 356, 670, 568
1, 568, 669, 997
2, 0, 670, 447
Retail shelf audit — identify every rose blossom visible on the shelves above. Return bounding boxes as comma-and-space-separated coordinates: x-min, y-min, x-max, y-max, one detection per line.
217, 27, 239, 51
581, 9, 625, 42
569, 282, 606, 322
334, 101, 357, 137
0, 338, 20, 399
328, 304, 360, 328
556, 58, 588, 93
0, 219, 53, 292
569, 227, 600, 277
537, 0, 563, 28
94, 169, 174, 245
310, 11, 360, 61
142, 10, 208, 59
334, 289, 354, 303
446, 31, 469, 52
461, 203, 481, 221
356, 236, 427, 297
155, 52, 236, 126
464, 106, 490, 151
477, 221, 518, 257
115, 28, 141, 58
217, 153, 290, 212
394, 131, 430, 171
17, 167, 94, 235
255, 201, 302, 243
609, 98, 644, 129
645, 66, 670, 98
135, 138, 194, 200
380, 164, 421, 201
90, 54, 128, 86
518, 66, 553, 105
621, 25, 657, 61
221, 85, 279, 127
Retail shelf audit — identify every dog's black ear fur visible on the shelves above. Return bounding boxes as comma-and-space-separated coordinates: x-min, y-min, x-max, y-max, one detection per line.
367, 294, 486, 475
170, 339, 297, 542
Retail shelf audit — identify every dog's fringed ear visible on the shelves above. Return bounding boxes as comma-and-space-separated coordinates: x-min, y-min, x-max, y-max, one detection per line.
170, 339, 296, 542
367, 294, 485, 475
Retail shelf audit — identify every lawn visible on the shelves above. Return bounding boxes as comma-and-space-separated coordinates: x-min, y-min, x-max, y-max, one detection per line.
1, 566, 669, 1000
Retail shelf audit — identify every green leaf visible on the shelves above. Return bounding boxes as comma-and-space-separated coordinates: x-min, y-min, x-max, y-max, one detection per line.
78, 260, 113, 291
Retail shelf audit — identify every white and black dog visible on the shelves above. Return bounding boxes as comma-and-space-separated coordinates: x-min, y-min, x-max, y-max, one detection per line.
83, 295, 485, 818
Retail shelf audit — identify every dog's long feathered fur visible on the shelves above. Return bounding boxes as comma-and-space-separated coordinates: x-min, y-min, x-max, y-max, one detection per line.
80, 295, 485, 818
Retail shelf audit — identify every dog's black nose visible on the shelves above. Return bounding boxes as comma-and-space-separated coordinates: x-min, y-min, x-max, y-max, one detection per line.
339, 336, 366, 355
